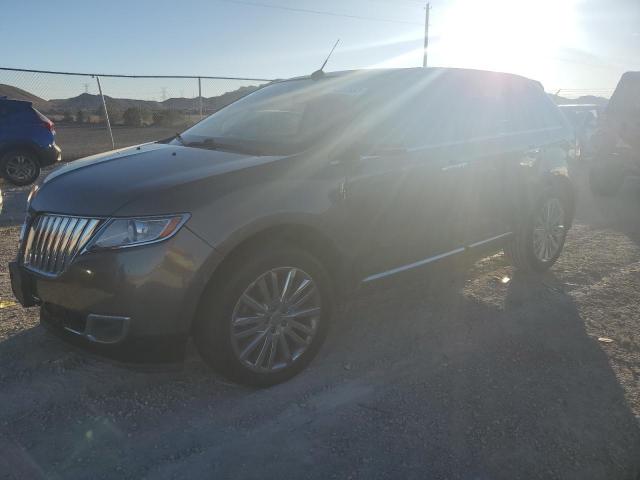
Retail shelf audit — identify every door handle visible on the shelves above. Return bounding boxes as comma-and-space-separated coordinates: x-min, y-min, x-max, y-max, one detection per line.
441, 161, 468, 171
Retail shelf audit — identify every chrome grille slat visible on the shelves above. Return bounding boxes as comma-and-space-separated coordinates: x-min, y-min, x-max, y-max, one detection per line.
22, 219, 38, 261
63, 219, 88, 266
70, 219, 95, 260
23, 216, 41, 265
21, 214, 101, 276
50, 217, 71, 272
43, 217, 62, 272
31, 216, 49, 266
56, 217, 78, 272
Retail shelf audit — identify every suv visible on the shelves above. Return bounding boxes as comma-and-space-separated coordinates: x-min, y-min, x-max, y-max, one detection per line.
9, 68, 575, 386
0, 97, 61, 185
589, 71, 640, 195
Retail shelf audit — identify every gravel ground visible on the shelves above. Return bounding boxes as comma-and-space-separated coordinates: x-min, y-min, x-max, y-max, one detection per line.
1, 171, 640, 479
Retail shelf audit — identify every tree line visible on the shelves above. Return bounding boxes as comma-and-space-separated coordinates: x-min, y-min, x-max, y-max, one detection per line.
61, 105, 190, 127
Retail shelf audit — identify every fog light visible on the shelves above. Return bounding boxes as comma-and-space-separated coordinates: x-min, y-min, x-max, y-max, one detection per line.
85, 314, 130, 344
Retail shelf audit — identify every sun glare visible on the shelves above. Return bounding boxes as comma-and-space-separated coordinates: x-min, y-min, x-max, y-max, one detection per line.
433, 0, 580, 82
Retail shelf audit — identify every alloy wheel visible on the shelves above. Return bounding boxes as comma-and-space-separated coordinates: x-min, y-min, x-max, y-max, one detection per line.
5, 154, 37, 182
229, 267, 322, 373
532, 198, 566, 262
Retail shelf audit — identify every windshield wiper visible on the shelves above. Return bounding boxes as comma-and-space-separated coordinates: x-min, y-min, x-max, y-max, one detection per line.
185, 137, 264, 155
157, 132, 185, 145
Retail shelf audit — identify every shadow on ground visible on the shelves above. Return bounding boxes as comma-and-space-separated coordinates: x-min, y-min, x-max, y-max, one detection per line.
1, 260, 639, 479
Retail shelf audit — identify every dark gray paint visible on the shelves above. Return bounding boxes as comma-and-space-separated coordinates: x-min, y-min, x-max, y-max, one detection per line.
13, 67, 575, 354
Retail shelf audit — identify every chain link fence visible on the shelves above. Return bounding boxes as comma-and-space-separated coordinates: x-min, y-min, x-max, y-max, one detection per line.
0, 67, 272, 160
1, 67, 617, 162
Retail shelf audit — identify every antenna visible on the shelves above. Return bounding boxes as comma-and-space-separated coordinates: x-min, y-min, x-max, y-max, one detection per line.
311, 39, 340, 80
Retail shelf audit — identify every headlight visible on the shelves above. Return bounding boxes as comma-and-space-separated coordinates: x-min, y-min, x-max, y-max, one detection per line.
86, 214, 189, 250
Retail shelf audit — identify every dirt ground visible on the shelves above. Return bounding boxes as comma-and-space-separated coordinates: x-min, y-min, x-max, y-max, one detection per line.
55, 125, 179, 160
1, 169, 640, 479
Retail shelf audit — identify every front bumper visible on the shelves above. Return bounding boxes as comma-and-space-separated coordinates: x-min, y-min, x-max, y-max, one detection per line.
10, 226, 220, 362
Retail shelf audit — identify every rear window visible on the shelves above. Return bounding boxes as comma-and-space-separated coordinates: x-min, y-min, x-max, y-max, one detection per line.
0, 101, 37, 121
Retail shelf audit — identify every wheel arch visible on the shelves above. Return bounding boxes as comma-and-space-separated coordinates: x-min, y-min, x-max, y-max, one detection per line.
542, 172, 576, 228
189, 222, 350, 333
0, 142, 44, 165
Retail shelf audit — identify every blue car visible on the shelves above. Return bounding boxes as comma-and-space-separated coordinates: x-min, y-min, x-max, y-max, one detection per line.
0, 96, 62, 185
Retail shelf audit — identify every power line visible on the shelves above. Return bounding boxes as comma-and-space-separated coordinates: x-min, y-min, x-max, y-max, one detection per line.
366, 0, 425, 6
219, 0, 424, 26
0, 67, 272, 82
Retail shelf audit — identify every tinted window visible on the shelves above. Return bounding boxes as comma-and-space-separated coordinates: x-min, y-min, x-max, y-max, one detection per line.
360, 73, 502, 150
359, 73, 520, 150
381, 79, 460, 148
509, 82, 564, 131
179, 79, 364, 155
459, 76, 511, 138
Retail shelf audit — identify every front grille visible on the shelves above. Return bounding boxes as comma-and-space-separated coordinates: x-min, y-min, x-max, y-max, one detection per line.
21, 214, 101, 276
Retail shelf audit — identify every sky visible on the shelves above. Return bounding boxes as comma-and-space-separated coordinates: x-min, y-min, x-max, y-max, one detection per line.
1, 0, 639, 100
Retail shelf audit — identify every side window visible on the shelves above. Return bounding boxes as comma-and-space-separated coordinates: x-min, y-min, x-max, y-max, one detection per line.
360, 84, 450, 150
401, 82, 462, 148
509, 83, 564, 132
360, 75, 511, 151
463, 86, 511, 139
436, 75, 513, 142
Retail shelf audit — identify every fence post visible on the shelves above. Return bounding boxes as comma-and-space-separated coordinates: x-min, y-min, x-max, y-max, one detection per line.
198, 77, 203, 119
94, 75, 115, 150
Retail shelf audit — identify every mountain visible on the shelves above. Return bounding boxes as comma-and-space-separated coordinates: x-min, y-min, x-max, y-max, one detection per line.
0, 84, 51, 110
44, 84, 262, 114
48, 93, 162, 112
549, 93, 609, 107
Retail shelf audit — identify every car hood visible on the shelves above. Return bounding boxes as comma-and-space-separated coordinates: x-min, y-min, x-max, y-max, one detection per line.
31, 143, 280, 217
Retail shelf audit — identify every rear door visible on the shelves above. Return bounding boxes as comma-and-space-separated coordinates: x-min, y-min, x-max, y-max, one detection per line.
346, 76, 470, 277
344, 72, 474, 279
456, 74, 518, 248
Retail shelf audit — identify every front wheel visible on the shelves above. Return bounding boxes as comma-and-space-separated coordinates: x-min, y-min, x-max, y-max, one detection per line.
1, 149, 41, 186
505, 190, 571, 272
194, 245, 333, 387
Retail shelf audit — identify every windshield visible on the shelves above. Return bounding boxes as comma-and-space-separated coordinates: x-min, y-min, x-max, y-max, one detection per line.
175, 78, 363, 155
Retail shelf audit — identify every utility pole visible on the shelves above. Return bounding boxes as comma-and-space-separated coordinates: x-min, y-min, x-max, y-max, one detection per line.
423, 2, 430, 67
198, 77, 203, 119
94, 76, 115, 150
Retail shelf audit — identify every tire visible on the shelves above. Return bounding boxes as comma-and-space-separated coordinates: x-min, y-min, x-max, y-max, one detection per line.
504, 187, 571, 272
589, 163, 624, 196
1, 149, 41, 186
193, 244, 333, 387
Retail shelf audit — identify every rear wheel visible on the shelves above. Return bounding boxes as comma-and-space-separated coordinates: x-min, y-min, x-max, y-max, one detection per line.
194, 245, 333, 387
505, 190, 571, 272
1, 149, 40, 186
